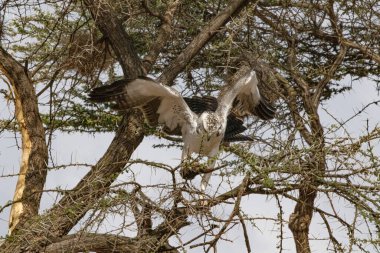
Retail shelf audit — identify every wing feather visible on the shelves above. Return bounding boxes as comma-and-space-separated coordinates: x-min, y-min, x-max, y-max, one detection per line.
225, 115, 247, 137
223, 134, 254, 142
89, 77, 195, 132
183, 96, 218, 114
141, 97, 161, 126
217, 70, 276, 120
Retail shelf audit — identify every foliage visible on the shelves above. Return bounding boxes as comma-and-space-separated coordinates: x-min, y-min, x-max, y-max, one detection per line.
0, 0, 379, 252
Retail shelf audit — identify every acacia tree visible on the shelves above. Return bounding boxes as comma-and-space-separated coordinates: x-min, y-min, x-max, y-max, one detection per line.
0, 0, 379, 252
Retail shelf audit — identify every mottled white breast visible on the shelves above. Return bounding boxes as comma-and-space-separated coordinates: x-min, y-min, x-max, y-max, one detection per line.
183, 127, 224, 157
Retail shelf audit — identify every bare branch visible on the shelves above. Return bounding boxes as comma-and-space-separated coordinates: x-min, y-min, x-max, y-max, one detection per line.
84, 0, 146, 77
143, 0, 181, 72
312, 45, 347, 107
159, 0, 258, 85
44, 233, 179, 253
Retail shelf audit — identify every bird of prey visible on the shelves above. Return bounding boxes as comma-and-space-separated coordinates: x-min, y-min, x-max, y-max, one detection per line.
89, 70, 275, 191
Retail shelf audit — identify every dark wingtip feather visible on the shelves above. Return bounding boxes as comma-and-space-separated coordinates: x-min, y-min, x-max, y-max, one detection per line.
88, 79, 129, 103
223, 134, 254, 142
254, 98, 276, 120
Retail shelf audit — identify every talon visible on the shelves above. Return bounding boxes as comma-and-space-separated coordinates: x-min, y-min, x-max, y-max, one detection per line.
180, 161, 201, 180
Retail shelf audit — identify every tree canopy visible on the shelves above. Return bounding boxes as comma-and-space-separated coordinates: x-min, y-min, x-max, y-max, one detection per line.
0, 0, 379, 252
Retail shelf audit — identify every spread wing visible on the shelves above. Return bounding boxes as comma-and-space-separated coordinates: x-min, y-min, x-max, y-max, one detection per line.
88, 77, 196, 133
217, 70, 276, 120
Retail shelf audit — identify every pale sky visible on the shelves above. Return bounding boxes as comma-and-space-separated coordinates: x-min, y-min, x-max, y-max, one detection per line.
0, 78, 379, 252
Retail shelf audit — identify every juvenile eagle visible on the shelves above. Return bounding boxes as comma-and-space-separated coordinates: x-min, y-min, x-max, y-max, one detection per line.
89, 70, 275, 191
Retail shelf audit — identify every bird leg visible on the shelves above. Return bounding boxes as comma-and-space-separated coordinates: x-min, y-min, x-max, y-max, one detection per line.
180, 162, 200, 180
179, 146, 199, 180
200, 158, 216, 192
180, 158, 204, 180
197, 158, 217, 206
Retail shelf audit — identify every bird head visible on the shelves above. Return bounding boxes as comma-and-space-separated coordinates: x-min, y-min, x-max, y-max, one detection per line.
196, 112, 224, 140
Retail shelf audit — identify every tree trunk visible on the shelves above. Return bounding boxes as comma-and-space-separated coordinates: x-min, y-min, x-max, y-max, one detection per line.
288, 185, 317, 253
0, 0, 255, 251
0, 47, 48, 235
288, 112, 325, 253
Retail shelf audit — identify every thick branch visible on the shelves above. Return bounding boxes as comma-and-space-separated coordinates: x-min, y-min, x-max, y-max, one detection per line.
275, 73, 313, 145
44, 233, 179, 253
1, 0, 146, 250
84, 0, 146, 77
0, 1, 256, 251
0, 111, 144, 252
341, 39, 380, 65
311, 29, 380, 65
159, 0, 256, 85
0, 47, 48, 235
288, 185, 317, 253
312, 44, 347, 107
142, 0, 180, 72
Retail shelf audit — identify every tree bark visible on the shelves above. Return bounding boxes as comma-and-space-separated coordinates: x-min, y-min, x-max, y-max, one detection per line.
160, 0, 256, 85
287, 94, 326, 253
0, 0, 255, 251
84, 0, 146, 77
44, 233, 179, 253
288, 186, 317, 253
0, 47, 48, 235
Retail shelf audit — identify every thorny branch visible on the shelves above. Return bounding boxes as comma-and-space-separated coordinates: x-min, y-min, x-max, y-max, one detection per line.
0, 1, 379, 253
